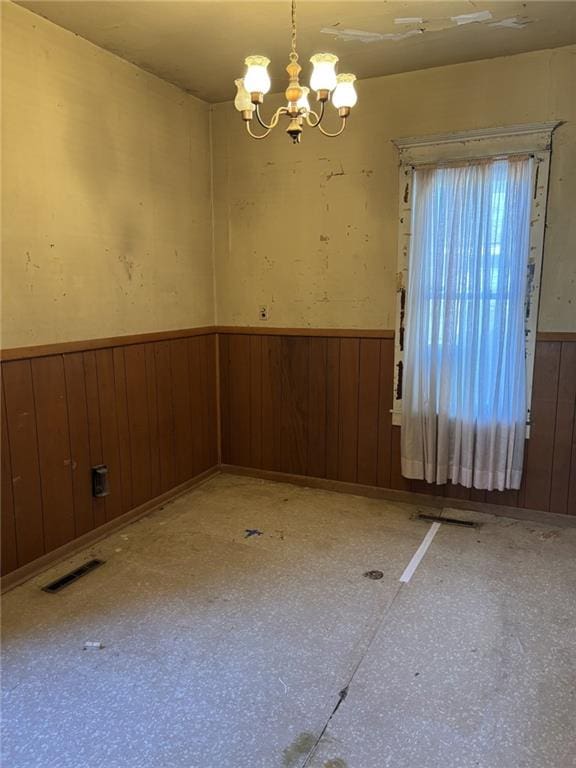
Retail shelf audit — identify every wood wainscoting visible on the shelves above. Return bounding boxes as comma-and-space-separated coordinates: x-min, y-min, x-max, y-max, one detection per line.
219, 331, 576, 517
2, 325, 574, 581
1, 331, 218, 577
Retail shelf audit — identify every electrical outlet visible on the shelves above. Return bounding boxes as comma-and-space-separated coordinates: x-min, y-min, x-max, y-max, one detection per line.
259, 305, 269, 321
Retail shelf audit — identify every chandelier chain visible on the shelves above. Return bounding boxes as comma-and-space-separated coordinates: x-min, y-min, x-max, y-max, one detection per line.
290, 0, 298, 62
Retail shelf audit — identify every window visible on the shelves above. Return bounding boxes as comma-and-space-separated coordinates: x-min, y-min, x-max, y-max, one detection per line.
392, 124, 557, 490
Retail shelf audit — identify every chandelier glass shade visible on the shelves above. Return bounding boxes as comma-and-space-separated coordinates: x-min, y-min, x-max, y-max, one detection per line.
234, 0, 358, 143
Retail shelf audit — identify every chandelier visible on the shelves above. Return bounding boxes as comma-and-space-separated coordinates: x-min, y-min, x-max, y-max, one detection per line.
233, 0, 358, 143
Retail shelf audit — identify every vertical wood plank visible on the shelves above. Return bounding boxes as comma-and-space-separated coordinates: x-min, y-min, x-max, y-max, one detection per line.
1, 383, 18, 575
249, 336, 263, 468
145, 343, 161, 498
154, 341, 177, 492
219, 335, 231, 464
325, 339, 340, 480
170, 339, 194, 483
112, 347, 133, 512
95, 349, 124, 520
308, 338, 327, 479
227, 335, 251, 467
203, 334, 218, 468
280, 337, 309, 476
357, 339, 380, 486
31, 356, 75, 550
188, 336, 204, 477
338, 338, 360, 483
2, 361, 45, 564
523, 341, 561, 510
261, 336, 282, 471
568, 403, 576, 516
377, 339, 394, 489
83, 351, 107, 527
63, 353, 94, 535
124, 344, 153, 506
549, 342, 576, 515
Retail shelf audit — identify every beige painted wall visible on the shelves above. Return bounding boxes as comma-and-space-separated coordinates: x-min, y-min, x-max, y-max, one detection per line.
212, 45, 576, 332
1, 2, 214, 348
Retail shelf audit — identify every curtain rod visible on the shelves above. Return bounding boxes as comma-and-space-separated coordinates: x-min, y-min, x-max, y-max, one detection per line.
409, 152, 537, 171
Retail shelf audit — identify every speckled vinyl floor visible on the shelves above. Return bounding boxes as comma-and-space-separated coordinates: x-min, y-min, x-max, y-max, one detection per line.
2, 474, 576, 768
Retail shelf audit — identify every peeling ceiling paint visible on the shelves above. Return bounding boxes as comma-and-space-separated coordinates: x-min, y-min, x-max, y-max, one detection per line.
16, 1, 576, 102
320, 27, 423, 44
451, 10, 493, 25
490, 17, 535, 30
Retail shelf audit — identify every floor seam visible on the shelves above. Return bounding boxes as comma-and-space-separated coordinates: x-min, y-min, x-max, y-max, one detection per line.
300, 581, 407, 768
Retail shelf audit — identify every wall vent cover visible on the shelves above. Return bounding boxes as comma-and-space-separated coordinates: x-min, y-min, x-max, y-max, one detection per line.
42, 559, 105, 593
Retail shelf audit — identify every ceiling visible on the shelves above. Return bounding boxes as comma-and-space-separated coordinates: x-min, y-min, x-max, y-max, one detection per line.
17, 1, 576, 102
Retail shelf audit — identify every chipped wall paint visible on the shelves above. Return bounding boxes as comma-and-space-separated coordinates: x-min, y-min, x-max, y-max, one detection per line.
1, 2, 215, 348
211, 45, 576, 332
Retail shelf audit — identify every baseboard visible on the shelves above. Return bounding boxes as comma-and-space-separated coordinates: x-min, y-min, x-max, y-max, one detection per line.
220, 464, 576, 529
1, 467, 219, 593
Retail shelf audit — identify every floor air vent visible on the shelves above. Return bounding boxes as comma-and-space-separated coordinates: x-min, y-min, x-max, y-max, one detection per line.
42, 559, 105, 593
417, 513, 479, 528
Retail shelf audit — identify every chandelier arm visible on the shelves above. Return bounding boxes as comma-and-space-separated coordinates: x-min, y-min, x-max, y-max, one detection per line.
245, 122, 273, 140
317, 117, 348, 138
304, 101, 325, 128
255, 104, 287, 130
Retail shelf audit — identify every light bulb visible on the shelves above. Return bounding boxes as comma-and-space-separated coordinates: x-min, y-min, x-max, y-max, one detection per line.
234, 79, 254, 113
309, 53, 338, 92
244, 55, 271, 95
296, 86, 310, 112
332, 73, 358, 109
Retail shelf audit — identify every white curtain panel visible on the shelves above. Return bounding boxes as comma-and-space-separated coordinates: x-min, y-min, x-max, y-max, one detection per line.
401, 156, 533, 491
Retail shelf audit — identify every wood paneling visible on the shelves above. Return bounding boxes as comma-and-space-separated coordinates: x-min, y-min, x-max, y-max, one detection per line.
31, 356, 75, 550
338, 339, 360, 483
550, 342, 576, 515
1, 332, 218, 577
325, 338, 340, 481
220, 332, 576, 517
124, 344, 153, 508
357, 339, 380, 486
280, 337, 309, 476
2, 327, 573, 578
1, 386, 18, 575
261, 336, 282, 472
521, 342, 561, 511
63, 354, 94, 536
248, 336, 263, 469
112, 347, 133, 514
83, 351, 107, 528
154, 341, 177, 494
307, 338, 327, 479
96, 349, 123, 521
376, 339, 394, 490
2, 361, 45, 565
226, 335, 251, 467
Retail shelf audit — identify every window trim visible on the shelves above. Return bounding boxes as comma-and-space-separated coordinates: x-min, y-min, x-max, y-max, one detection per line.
391, 123, 560, 435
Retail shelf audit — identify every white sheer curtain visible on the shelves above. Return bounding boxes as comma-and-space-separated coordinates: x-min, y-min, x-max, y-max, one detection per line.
401, 156, 533, 491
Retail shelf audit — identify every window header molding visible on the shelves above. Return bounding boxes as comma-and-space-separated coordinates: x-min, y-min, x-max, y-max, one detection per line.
392, 122, 561, 150
392, 122, 561, 166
